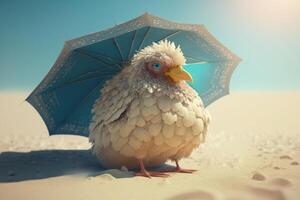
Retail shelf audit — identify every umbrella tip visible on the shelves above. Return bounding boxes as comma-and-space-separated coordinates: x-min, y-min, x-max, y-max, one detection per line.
142, 12, 156, 22
143, 12, 152, 17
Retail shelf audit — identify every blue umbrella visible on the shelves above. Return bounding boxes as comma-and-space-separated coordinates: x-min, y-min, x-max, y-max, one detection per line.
26, 13, 240, 137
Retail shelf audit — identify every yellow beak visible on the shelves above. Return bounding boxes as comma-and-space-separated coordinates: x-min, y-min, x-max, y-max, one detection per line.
165, 65, 193, 83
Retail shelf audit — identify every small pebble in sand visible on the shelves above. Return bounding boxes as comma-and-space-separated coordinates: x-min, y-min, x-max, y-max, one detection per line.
252, 172, 266, 181
273, 166, 281, 170
291, 161, 299, 165
279, 155, 292, 160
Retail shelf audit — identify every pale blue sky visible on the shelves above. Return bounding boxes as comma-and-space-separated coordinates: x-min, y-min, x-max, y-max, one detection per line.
0, 0, 299, 91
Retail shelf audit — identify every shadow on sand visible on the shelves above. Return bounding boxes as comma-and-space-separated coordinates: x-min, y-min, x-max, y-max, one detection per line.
0, 149, 115, 182
0, 150, 174, 182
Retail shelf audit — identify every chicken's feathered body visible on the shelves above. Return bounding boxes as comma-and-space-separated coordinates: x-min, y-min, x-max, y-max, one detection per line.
89, 41, 210, 170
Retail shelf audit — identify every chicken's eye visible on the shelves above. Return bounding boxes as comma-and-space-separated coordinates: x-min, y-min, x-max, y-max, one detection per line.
152, 63, 161, 71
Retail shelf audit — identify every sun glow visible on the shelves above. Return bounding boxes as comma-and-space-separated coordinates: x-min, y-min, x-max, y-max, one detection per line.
236, 0, 300, 32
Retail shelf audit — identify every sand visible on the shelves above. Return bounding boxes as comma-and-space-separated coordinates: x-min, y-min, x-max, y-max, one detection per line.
0, 91, 299, 200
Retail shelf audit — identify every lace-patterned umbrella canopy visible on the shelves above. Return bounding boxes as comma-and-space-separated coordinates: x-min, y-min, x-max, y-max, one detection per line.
26, 13, 240, 136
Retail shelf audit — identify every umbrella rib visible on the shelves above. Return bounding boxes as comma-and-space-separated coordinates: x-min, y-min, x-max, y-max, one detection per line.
137, 26, 151, 51
40, 77, 101, 94
157, 30, 181, 42
64, 75, 105, 86
38, 72, 117, 95
186, 61, 207, 65
92, 52, 123, 69
185, 56, 206, 63
74, 50, 122, 69
66, 70, 118, 84
186, 58, 232, 64
127, 30, 137, 60
112, 37, 124, 61
93, 52, 122, 65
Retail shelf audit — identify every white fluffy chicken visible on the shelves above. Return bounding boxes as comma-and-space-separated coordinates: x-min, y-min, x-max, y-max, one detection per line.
89, 40, 210, 177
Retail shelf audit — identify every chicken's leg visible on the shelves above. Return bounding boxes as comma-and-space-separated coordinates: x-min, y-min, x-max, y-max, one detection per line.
135, 159, 169, 178
163, 160, 197, 173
